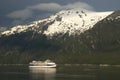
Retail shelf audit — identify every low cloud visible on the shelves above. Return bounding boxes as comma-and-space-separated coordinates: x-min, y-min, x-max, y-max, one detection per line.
6, 2, 94, 25
28, 3, 62, 12
63, 2, 94, 10
29, 2, 94, 12
0, 26, 7, 32
7, 9, 33, 20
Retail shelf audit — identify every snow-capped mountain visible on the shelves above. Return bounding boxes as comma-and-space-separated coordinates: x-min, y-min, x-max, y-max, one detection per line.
1, 9, 113, 36
0, 9, 120, 64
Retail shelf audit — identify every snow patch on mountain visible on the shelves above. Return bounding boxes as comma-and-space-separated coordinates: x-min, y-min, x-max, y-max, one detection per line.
1, 9, 113, 36
43, 10, 113, 36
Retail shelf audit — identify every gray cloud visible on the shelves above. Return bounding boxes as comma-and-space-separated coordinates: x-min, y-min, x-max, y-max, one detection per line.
63, 2, 94, 10
29, 2, 94, 12
28, 3, 62, 12
6, 2, 94, 25
7, 9, 33, 20
7, 2, 94, 19
11, 20, 24, 25
0, 26, 7, 32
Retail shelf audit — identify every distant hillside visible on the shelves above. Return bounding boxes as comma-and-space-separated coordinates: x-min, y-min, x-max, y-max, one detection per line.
0, 10, 120, 64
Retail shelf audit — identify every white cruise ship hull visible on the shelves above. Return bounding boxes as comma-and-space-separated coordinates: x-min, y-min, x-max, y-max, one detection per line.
29, 65, 56, 68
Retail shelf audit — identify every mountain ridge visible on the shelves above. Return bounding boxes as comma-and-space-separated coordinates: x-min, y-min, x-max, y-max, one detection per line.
0, 9, 120, 64
1, 9, 113, 37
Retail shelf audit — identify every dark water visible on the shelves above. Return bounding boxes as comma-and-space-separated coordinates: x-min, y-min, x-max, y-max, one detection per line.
0, 65, 120, 80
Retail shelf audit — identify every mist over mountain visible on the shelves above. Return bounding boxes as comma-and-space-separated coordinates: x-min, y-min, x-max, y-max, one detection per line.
0, 9, 120, 64
0, 26, 7, 32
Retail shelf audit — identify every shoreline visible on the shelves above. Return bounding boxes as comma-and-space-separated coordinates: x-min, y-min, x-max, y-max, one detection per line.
1, 63, 120, 67
0, 64, 28, 66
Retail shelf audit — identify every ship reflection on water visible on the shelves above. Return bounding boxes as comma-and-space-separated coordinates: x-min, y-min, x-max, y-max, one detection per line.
29, 67, 56, 80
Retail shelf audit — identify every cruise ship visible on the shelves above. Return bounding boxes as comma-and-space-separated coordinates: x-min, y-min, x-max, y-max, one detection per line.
29, 60, 56, 68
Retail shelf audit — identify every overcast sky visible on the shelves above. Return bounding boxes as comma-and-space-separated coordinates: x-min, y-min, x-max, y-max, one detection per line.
0, 0, 120, 27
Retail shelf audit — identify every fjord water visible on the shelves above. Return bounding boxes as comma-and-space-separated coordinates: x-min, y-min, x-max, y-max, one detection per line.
0, 65, 120, 80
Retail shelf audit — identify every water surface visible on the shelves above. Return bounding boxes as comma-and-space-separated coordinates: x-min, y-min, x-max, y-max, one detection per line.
0, 65, 120, 80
